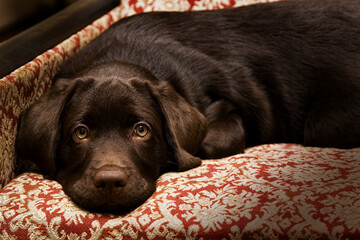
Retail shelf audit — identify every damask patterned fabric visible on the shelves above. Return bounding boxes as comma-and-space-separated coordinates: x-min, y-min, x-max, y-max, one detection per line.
1, 144, 360, 239
1, 0, 360, 239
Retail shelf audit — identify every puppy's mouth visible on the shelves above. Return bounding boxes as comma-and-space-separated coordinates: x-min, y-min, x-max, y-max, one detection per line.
90, 202, 137, 214
73, 191, 154, 214
63, 178, 157, 213
89, 196, 152, 214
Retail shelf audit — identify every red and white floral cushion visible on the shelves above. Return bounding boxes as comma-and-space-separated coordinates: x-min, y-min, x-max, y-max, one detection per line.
1, 144, 359, 239
1, 0, 360, 239
119, 0, 278, 18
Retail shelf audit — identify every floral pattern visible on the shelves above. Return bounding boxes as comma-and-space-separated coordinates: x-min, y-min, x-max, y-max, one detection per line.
1, 0, 360, 239
1, 144, 360, 239
119, 0, 278, 18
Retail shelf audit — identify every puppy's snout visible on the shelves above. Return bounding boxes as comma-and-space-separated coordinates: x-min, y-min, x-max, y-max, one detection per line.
93, 165, 128, 192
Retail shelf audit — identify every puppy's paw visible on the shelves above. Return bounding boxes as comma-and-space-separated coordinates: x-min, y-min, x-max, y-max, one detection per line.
197, 128, 245, 159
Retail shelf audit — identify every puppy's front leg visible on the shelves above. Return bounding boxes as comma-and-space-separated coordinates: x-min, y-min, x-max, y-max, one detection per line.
197, 100, 246, 159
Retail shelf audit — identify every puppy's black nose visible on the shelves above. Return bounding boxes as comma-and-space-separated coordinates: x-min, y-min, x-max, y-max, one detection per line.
93, 165, 128, 192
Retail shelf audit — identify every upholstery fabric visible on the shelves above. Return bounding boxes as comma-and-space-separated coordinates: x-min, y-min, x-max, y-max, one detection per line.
1, 0, 360, 239
1, 144, 359, 239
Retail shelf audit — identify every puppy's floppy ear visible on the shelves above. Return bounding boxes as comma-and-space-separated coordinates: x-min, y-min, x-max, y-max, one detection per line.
15, 78, 76, 177
149, 81, 207, 171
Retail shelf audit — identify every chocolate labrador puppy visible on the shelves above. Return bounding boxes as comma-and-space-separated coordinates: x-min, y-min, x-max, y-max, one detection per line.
16, 0, 360, 212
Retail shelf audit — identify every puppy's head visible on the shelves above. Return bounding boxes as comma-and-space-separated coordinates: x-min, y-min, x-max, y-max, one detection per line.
15, 61, 207, 212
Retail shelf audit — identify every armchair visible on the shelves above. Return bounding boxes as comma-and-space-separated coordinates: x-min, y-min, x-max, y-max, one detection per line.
1, 0, 359, 239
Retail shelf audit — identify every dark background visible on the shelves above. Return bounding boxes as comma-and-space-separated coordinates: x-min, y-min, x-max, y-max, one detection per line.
0, 0, 79, 42
0, 0, 119, 78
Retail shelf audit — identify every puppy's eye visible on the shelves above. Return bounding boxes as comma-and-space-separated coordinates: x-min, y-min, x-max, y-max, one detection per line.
73, 125, 89, 141
134, 123, 150, 138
